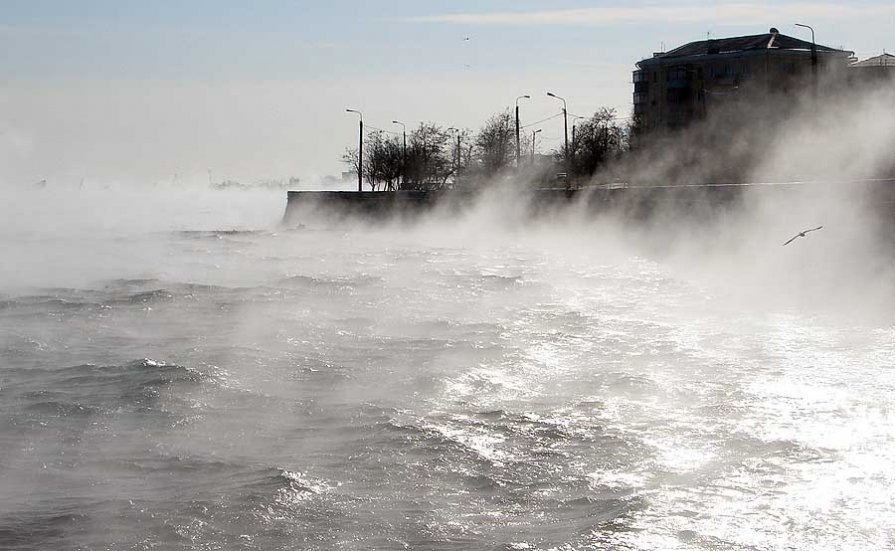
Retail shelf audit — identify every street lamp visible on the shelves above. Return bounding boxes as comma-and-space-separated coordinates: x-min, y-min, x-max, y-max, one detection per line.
530, 128, 542, 164
569, 114, 585, 181
392, 120, 407, 190
794, 23, 818, 97
546, 92, 569, 161
515, 95, 530, 166
391, 120, 407, 158
448, 128, 462, 182
346, 109, 363, 192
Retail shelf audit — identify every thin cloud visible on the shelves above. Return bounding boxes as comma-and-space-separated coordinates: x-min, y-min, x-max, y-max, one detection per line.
404, 3, 895, 27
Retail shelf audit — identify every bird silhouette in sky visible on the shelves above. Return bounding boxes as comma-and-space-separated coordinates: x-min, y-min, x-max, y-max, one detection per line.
783, 226, 823, 246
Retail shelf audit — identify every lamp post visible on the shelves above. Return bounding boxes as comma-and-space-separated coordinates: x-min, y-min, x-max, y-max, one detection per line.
346, 109, 363, 191
794, 23, 817, 98
448, 128, 462, 183
456, 133, 461, 175
547, 92, 569, 162
530, 129, 542, 164
568, 115, 584, 185
515, 95, 530, 166
392, 120, 406, 190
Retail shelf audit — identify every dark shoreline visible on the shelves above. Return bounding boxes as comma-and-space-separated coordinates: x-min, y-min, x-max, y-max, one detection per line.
282, 179, 895, 226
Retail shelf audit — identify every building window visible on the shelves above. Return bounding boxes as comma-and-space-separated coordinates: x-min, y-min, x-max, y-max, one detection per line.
667, 67, 689, 81
667, 88, 691, 103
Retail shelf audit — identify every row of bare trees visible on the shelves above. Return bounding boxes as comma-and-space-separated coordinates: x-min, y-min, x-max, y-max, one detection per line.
567, 108, 629, 179
343, 108, 630, 191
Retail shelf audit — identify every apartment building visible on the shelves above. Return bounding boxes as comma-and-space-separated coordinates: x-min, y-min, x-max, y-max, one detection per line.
633, 28, 854, 132
849, 53, 895, 83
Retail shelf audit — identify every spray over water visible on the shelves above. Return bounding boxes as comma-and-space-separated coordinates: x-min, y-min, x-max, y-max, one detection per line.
2, 76, 895, 550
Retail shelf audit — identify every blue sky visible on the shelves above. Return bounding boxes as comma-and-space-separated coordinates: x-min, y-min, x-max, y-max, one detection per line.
1, 1, 893, 185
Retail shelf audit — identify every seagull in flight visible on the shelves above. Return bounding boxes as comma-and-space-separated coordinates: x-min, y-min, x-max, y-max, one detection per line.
783, 226, 823, 246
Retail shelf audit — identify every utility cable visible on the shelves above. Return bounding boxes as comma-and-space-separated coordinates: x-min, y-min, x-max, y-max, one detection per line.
520, 112, 563, 129
364, 125, 403, 136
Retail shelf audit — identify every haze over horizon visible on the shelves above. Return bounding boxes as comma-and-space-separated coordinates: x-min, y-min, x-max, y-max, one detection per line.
1, 0, 893, 186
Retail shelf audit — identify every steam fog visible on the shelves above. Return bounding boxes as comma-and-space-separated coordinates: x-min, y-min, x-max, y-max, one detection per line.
2, 53, 895, 551
0, 71, 625, 187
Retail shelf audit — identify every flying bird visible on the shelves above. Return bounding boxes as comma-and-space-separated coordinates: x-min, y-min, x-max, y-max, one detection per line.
783, 226, 823, 246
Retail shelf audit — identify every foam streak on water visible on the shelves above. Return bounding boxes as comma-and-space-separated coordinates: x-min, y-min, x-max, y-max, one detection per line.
0, 189, 893, 550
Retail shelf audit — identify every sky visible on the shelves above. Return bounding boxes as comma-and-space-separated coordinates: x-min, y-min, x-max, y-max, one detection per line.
1, 1, 893, 187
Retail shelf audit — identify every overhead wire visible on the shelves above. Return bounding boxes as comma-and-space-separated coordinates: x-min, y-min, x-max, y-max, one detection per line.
364, 124, 403, 136
520, 112, 564, 130
568, 111, 632, 121
360, 110, 629, 140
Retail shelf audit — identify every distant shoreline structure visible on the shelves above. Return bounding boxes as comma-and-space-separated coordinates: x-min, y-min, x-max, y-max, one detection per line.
282, 178, 895, 226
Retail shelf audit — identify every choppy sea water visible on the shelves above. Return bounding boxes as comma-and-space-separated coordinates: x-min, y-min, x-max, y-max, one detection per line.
1, 188, 894, 550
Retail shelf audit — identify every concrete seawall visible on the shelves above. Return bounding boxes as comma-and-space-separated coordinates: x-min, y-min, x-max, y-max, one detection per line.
282, 180, 895, 227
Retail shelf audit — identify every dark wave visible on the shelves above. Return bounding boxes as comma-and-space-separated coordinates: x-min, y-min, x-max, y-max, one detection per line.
0, 510, 89, 550
105, 453, 332, 504
173, 229, 272, 242
0, 281, 240, 314
121, 289, 175, 304
480, 274, 525, 289
7, 360, 207, 426
604, 372, 661, 394
277, 274, 383, 290
108, 283, 231, 304
23, 400, 105, 417
58, 359, 204, 388
120, 454, 240, 476
101, 277, 160, 288
0, 296, 97, 312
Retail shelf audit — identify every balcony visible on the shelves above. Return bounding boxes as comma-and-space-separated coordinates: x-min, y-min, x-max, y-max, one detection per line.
667, 78, 692, 89
666, 88, 692, 104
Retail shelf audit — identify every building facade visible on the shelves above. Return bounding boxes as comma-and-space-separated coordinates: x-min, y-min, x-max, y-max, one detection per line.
633, 28, 854, 132
849, 53, 895, 84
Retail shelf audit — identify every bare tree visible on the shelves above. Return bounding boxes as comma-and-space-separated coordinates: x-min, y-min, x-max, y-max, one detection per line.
342, 131, 404, 191
569, 108, 627, 178
403, 123, 455, 190
367, 131, 403, 191
474, 109, 515, 177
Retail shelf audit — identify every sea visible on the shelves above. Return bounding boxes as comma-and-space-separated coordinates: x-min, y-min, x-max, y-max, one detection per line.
1, 186, 893, 550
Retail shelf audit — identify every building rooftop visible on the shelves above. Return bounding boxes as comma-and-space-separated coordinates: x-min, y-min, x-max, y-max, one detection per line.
851, 53, 895, 67
642, 29, 851, 64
